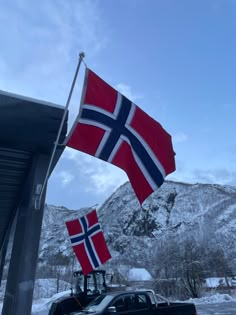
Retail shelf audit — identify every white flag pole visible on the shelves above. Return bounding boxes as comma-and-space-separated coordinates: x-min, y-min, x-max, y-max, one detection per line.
35, 52, 85, 210
62, 66, 89, 146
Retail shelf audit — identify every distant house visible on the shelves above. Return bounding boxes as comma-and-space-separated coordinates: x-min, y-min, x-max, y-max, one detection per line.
126, 268, 153, 289
127, 268, 153, 281
111, 267, 153, 289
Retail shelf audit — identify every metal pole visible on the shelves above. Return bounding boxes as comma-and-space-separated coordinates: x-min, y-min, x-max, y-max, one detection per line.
62, 65, 88, 146
2, 153, 50, 315
36, 52, 85, 210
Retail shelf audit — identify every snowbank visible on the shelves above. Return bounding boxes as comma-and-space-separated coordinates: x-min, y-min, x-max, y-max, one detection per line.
32, 290, 71, 315
185, 293, 236, 305
0, 290, 71, 315
203, 277, 236, 288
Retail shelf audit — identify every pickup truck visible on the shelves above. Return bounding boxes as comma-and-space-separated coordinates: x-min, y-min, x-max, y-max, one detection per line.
72, 289, 197, 315
49, 270, 108, 315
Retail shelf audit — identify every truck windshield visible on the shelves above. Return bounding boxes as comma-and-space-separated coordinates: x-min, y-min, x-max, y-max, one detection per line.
83, 294, 114, 313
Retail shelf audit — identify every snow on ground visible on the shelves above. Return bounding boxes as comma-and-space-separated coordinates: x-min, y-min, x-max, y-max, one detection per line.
203, 277, 236, 288
32, 290, 71, 315
1, 291, 236, 315
0, 279, 71, 300
0, 277, 236, 314
184, 293, 236, 305
0, 290, 71, 315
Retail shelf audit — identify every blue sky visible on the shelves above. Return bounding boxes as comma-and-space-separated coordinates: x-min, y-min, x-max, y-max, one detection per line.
1, 0, 236, 209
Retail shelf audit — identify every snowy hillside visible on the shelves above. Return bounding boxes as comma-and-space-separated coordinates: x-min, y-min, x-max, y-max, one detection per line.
98, 181, 236, 270
4, 180, 235, 280
1, 180, 236, 312
17, 180, 235, 279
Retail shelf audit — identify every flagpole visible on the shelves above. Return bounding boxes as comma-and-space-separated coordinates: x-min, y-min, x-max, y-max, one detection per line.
62, 66, 88, 146
35, 52, 85, 210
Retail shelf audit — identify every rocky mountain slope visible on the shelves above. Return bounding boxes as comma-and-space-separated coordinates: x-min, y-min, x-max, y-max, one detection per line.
37, 180, 236, 276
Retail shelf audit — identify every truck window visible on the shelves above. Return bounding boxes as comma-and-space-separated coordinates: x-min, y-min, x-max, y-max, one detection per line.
112, 294, 150, 313
124, 295, 136, 311
135, 294, 148, 309
113, 297, 126, 312
113, 294, 138, 312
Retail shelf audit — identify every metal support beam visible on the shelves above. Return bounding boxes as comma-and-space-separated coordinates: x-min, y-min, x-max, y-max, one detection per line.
2, 153, 50, 315
0, 208, 17, 288
0, 232, 10, 288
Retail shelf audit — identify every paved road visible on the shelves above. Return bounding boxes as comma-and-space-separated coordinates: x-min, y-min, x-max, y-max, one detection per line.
195, 301, 236, 315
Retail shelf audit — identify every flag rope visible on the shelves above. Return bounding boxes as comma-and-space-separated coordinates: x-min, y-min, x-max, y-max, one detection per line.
35, 52, 85, 210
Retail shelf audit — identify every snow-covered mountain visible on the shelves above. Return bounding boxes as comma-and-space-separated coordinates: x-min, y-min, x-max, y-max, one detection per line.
37, 180, 236, 277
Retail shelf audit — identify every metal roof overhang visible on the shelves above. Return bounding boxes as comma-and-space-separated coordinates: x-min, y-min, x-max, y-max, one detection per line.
0, 90, 68, 259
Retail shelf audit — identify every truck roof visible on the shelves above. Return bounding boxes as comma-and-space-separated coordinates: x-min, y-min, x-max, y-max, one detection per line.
103, 289, 155, 297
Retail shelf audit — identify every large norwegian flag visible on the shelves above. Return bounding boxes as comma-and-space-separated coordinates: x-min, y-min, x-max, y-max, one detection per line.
65, 209, 111, 275
66, 68, 175, 204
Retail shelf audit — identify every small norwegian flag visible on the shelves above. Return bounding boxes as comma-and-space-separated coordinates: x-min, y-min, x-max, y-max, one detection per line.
65, 209, 111, 275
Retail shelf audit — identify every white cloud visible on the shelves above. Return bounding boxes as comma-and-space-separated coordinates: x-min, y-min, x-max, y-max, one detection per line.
63, 147, 81, 161
0, 0, 108, 106
173, 131, 188, 144
168, 159, 236, 187
56, 170, 75, 187
192, 168, 236, 186
115, 83, 142, 102
63, 148, 127, 195
87, 163, 128, 194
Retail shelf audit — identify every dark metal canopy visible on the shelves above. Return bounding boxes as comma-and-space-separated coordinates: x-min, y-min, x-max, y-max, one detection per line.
0, 90, 68, 314
0, 90, 67, 253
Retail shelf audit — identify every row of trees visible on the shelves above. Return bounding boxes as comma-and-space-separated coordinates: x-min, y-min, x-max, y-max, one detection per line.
152, 236, 234, 299
35, 235, 234, 299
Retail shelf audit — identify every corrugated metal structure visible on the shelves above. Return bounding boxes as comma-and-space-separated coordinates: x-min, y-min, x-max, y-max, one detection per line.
0, 90, 68, 315
0, 148, 31, 249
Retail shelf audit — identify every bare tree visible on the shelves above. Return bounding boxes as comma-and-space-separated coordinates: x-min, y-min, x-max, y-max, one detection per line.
154, 237, 207, 298
206, 248, 233, 287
